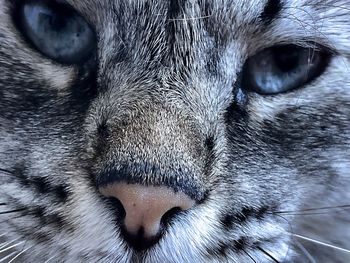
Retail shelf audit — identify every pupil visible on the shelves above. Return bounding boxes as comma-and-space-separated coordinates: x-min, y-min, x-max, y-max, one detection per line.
273, 46, 301, 72
46, 13, 67, 31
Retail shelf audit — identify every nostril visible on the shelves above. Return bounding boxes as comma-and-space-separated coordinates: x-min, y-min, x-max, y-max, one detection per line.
160, 206, 183, 229
121, 227, 162, 251
107, 197, 126, 221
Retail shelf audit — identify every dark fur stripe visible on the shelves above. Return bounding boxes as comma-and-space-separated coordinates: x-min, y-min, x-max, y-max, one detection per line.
220, 206, 270, 230
206, 238, 252, 259
14, 165, 70, 203
260, 0, 282, 25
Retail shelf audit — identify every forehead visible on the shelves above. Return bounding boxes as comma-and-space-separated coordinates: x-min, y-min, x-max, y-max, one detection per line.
66, 0, 268, 30
64, 0, 349, 51
65, 0, 340, 24
68, 0, 267, 18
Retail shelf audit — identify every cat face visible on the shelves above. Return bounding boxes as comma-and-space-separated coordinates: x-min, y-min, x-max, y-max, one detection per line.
0, 0, 349, 262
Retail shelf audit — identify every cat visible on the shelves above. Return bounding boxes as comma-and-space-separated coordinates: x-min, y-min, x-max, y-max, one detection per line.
0, 0, 349, 262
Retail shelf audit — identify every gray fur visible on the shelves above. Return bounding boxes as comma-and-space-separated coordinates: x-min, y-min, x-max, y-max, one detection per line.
0, 0, 349, 262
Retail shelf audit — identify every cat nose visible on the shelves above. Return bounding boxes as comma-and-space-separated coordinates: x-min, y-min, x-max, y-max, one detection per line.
100, 183, 195, 250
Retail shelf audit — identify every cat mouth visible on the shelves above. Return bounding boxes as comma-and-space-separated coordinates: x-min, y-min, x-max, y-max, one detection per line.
121, 226, 162, 252
118, 217, 283, 262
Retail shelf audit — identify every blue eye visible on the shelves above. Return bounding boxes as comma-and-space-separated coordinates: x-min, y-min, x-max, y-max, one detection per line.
16, 0, 96, 64
242, 45, 330, 95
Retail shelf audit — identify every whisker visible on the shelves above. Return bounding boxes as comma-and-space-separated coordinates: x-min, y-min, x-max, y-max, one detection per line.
273, 214, 294, 261
303, 3, 350, 13
0, 204, 6, 206
7, 246, 31, 263
257, 246, 280, 263
272, 211, 349, 216
0, 241, 25, 255
0, 251, 17, 263
273, 205, 350, 214
276, 214, 317, 263
0, 209, 26, 216
0, 168, 13, 175
0, 239, 20, 251
168, 15, 212, 21
43, 255, 56, 263
292, 234, 350, 254
294, 239, 317, 263
0, 167, 21, 184
243, 249, 257, 263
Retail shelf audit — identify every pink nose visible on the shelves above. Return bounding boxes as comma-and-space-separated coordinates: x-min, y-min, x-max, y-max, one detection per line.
100, 183, 195, 238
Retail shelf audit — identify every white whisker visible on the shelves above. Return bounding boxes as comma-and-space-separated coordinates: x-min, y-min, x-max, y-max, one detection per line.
292, 234, 350, 254
168, 15, 212, 21
0, 252, 17, 263
0, 242, 25, 255
7, 246, 31, 263
0, 239, 20, 251
43, 255, 56, 263
294, 239, 317, 263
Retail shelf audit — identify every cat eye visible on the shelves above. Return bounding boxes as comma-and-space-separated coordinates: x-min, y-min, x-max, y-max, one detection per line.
241, 45, 330, 95
15, 0, 96, 64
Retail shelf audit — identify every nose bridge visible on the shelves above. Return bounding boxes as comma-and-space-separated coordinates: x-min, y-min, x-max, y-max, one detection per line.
103, 94, 203, 158
95, 100, 208, 200
128, 104, 198, 149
